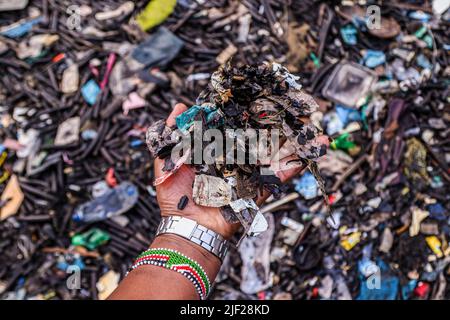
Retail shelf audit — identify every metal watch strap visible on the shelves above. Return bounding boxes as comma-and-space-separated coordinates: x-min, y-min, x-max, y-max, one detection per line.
156, 216, 229, 261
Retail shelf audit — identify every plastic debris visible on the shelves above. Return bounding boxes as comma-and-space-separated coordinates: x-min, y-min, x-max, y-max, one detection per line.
192, 174, 232, 207
357, 260, 399, 300
239, 213, 275, 294
71, 228, 110, 251
280, 217, 304, 246
136, 0, 177, 32
54, 117, 80, 146
72, 182, 139, 223
379, 228, 394, 253
61, 63, 79, 94
425, 236, 443, 258
361, 50, 386, 68
0, 0, 448, 302
0, 16, 42, 38
81, 79, 101, 106
0, 0, 28, 11
294, 171, 318, 200
409, 207, 430, 237
340, 24, 357, 45
340, 229, 361, 251
95, 1, 134, 21
16, 34, 59, 60
96, 270, 119, 300
322, 62, 377, 108
0, 175, 24, 221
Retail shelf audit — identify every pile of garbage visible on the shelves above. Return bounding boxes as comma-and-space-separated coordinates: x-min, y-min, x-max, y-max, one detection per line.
0, 0, 449, 300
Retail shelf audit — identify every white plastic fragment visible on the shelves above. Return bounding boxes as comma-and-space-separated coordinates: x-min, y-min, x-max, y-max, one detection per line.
192, 174, 232, 207
379, 227, 394, 253
54, 117, 80, 146
239, 213, 274, 294
61, 63, 79, 94
247, 211, 268, 237
96, 270, 120, 300
409, 207, 430, 237
95, 1, 135, 21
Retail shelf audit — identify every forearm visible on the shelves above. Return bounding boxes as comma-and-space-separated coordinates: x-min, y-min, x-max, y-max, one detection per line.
108, 234, 221, 300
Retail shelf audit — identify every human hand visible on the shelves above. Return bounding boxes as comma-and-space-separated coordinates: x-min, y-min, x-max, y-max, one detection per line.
154, 103, 328, 240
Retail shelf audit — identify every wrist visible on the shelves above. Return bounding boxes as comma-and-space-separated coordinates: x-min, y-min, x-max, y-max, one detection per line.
161, 211, 240, 240
151, 233, 221, 281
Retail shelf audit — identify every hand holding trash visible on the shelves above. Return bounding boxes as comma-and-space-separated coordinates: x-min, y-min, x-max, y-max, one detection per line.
147, 62, 331, 243
154, 103, 324, 240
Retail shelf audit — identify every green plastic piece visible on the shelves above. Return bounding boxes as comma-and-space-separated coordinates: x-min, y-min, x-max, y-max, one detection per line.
360, 104, 369, 131
136, 0, 177, 32
422, 35, 433, 48
310, 52, 320, 67
414, 25, 427, 38
331, 133, 357, 151
71, 228, 110, 250
176, 105, 223, 133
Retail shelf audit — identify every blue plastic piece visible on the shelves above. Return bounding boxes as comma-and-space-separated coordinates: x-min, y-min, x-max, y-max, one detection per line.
81, 79, 101, 106
72, 181, 139, 223
57, 257, 85, 272
427, 203, 446, 221
130, 140, 144, 148
401, 280, 418, 300
357, 259, 399, 300
351, 16, 367, 31
81, 129, 98, 141
0, 17, 42, 38
336, 105, 361, 126
294, 171, 318, 200
409, 11, 431, 22
416, 54, 432, 70
131, 27, 184, 69
361, 50, 386, 68
340, 24, 358, 45
16, 277, 25, 288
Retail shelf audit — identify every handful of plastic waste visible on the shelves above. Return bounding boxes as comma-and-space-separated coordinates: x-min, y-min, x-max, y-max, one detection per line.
146, 62, 329, 240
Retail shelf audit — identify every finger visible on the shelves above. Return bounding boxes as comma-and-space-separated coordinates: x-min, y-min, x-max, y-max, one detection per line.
276, 162, 306, 183
256, 158, 307, 206
256, 134, 329, 207
154, 103, 188, 179
256, 167, 306, 206
315, 134, 330, 147
166, 103, 188, 127
154, 157, 165, 179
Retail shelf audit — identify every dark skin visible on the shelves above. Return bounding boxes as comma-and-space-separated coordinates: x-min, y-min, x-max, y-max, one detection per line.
109, 103, 328, 300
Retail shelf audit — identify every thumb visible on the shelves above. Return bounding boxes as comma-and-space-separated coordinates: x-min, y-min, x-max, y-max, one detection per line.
154, 103, 188, 179
166, 103, 188, 127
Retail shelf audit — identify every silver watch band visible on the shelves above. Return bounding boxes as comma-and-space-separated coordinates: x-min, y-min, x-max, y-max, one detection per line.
156, 216, 229, 261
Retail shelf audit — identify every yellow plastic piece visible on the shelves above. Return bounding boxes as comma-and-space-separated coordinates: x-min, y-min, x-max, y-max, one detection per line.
341, 231, 361, 251
425, 236, 443, 258
136, 0, 177, 31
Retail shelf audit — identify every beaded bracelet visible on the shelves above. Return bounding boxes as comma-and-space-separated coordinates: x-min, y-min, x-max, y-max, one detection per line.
128, 248, 211, 300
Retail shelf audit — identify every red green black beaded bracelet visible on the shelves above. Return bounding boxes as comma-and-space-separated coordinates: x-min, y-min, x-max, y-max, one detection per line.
128, 248, 211, 300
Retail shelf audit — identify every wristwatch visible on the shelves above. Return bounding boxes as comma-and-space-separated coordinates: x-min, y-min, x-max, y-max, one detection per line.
156, 216, 229, 261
